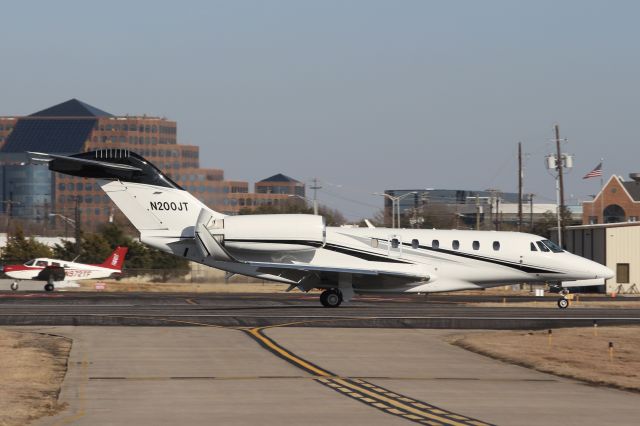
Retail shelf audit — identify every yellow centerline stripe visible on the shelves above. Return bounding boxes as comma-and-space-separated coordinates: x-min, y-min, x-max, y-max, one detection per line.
251, 326, 490, 426
248, 328, 332, 377
331, 378, 472, 426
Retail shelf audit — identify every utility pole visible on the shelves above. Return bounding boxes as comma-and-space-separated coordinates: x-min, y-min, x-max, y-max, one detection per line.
475, 195, 480, 230
74, 196, 81, 257
495, 196, 500, 231
554, 124, 565, 236
309, 178, 321, 215
529, 193, 535, 232
517, 142, 523, 232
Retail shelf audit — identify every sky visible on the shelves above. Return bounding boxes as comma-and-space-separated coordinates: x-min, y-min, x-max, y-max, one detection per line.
2, 0, 639, 219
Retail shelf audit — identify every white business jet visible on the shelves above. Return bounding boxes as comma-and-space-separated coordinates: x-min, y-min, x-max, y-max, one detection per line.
30, 150, 613, 308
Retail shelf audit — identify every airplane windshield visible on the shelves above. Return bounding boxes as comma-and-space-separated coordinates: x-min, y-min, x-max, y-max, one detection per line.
24, 259, 35, 266
541, 239, 564, 253
536, 241, 550, 252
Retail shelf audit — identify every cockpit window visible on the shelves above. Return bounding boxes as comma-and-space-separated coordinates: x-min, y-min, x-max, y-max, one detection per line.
542, 239, 564, 253
24, 259, 35, 266
536, 241, 550, 252
35, 260, 48, 267
530, 242, 537, 251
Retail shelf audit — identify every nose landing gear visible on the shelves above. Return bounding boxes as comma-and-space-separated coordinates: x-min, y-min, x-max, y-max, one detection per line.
10, 281, 18, 291
320, 289, 342, 308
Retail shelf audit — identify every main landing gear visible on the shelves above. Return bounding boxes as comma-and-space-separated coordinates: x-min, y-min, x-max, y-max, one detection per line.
44, 282, 55, 292
320, 289, 342, 308
557, 288, 570, 309
10, 281, 18, 291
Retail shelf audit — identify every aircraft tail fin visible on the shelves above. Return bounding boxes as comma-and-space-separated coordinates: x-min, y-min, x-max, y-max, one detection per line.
31, 150, 225, 240
100, 246, 128, 270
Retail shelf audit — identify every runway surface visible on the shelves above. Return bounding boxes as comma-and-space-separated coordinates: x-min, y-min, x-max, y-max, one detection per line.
2, 291, 639, 329
24, 325, 640, 426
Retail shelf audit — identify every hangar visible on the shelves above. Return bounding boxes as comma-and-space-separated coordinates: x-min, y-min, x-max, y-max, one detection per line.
560, 222, 640, 294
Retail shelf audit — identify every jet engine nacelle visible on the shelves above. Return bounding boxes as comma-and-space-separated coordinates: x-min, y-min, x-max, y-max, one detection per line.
203, 213, 326, 253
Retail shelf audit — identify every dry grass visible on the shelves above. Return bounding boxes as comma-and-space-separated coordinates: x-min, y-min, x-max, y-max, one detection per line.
0, 329, 71, 426
449, 326, 640, 392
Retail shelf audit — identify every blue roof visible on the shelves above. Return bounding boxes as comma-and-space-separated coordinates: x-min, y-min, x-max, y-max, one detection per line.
30, 99, 113, 117
1, 118, 95, 153
259, 173, 300, 183
1, 99, 111, 153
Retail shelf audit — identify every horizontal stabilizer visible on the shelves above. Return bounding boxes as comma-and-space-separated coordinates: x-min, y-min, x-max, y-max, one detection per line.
29, 152, 142, 171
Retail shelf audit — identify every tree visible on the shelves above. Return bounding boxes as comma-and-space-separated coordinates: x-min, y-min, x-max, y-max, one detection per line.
1, 226, 52, 262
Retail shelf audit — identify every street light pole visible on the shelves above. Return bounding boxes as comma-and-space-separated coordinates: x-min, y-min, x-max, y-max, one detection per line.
374, 192, 417, 229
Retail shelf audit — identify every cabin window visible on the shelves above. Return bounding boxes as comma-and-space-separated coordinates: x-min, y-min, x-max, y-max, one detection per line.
452, 240, 460, 250
530, 242, 537, 251
472, 241, 480, 250
371, 238, 379, 248
536, 241, 550, 252
36, 260, 48, 267
391, 238, 400, 249
492, 241, 500, 251
411, 239, 419, 249
432, 240, 439, 249
617, 263, 630, 283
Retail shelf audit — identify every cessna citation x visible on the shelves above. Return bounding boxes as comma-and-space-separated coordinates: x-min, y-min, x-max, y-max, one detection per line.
4, 246, 128, 291
30, 150, 613, 308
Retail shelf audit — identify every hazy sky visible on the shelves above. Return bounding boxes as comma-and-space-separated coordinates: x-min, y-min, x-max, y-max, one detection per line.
2, 1, 638, 219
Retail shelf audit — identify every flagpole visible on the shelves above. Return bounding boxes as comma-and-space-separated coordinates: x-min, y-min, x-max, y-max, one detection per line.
600, 158, 604, 223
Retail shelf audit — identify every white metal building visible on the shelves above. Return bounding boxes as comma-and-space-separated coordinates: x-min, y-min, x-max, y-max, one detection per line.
559, 222, 640, 294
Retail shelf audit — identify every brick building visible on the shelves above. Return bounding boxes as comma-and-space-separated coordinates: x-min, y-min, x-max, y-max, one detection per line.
582, 174, 640, 224
0, 99, 296, 227
255, 174, 305, 197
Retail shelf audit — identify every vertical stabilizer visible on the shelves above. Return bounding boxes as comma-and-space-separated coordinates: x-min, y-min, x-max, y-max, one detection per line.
100, 246, 129, 270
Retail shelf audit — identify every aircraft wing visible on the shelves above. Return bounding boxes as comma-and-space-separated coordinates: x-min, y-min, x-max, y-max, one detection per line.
247, 261, 430, 280
193, 208, 429, 281
35, 266, 66, 282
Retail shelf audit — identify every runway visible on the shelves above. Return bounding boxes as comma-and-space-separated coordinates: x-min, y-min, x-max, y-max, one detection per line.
22, 325, 640, 426
5, 292, 639, 425
2, 291, 639, 329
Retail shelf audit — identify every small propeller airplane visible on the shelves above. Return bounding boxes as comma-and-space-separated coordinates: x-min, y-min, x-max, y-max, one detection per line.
3, 246, 128, 291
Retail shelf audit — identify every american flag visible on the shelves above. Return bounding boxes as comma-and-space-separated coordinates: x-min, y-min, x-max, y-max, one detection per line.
583, 162, 603, 179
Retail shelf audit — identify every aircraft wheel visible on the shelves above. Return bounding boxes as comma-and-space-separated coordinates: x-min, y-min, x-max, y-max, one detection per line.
10, 282, 18, 291
320, 289, 342, 308
44, 283, 55, 292
557, 298, 569, 309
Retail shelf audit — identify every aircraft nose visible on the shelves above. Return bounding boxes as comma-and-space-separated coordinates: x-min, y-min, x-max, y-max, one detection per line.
599, 265, 615, 280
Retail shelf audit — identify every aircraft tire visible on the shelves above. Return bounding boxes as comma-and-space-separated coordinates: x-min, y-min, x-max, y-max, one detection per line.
10, 282, 18, 291
320, 289, 342, 308
557, 298, 569, 309
44, 283, 55, 292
